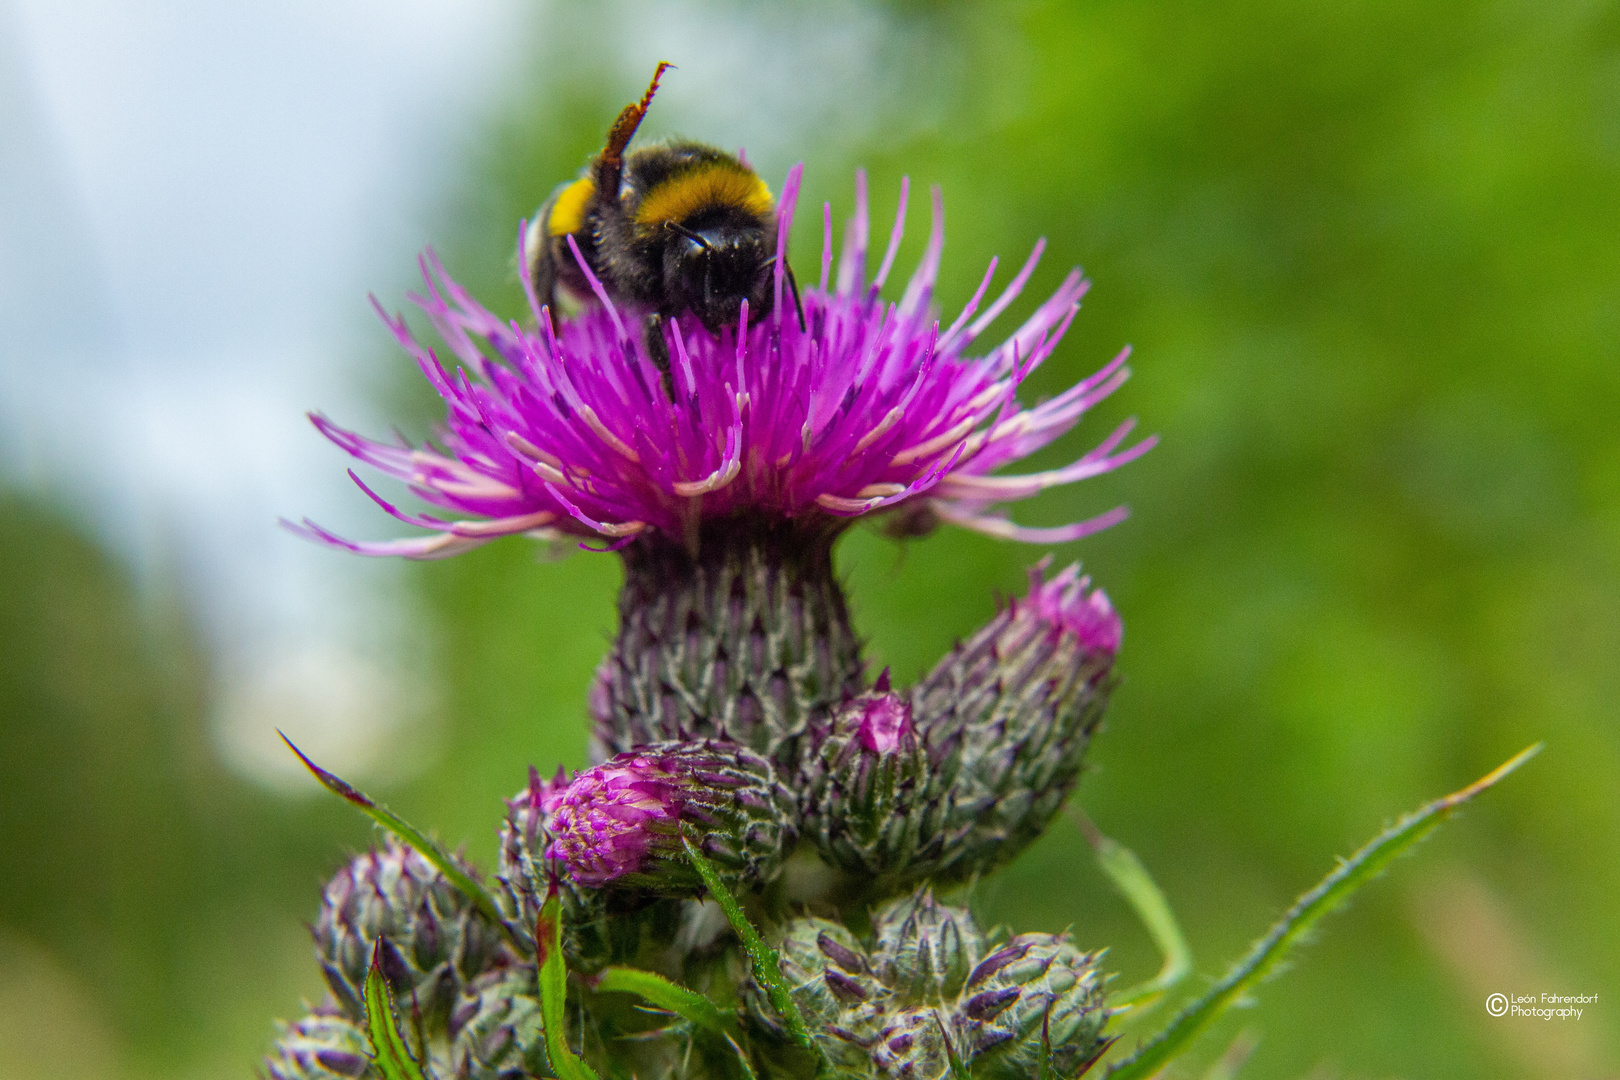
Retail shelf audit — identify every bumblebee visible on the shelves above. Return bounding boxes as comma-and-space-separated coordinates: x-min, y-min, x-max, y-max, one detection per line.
526, 64, 799, 388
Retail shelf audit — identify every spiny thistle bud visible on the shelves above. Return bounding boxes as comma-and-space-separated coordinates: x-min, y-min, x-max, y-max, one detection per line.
803, 674, 935, 878
769, 917, 892, 1072
957, 934, 1110, 1080
448, 965, 551, 1080
750, 889, 1110, 1079
546, 740, 798, 895
909, 561, 1120, 883
493, 766, 613, 972
870, 888, 984, 1002
264, 1007, 376, 1080
313, 836, 502, 1030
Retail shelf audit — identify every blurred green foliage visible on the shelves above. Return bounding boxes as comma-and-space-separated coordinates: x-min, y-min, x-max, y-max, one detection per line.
2, 2, 1616, 1078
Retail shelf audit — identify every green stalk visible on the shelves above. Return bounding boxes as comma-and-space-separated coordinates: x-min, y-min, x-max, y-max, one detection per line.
1107, 744, 1539, 1080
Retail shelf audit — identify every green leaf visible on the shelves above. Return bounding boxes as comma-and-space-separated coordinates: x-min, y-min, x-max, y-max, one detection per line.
362, 941, 432, 1080
1106, 744, 1540, 1080
1070, 809, 1192, 1011
280, 732, 512, 941
590, 966, 729, 1034
679, 834, 813, 1051
538, 884, 601, 1080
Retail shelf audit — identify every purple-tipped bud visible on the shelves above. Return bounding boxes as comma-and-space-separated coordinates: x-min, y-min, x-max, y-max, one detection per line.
803, 687, 931, 878
906, 560, 1120, 882
546, 740, 797, 895
311, 836, 500, 1032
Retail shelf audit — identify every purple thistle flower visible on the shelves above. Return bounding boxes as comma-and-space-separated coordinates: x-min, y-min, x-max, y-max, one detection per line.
545, 754, 683, 887
855, 685, 913, 755
1020, 557, 1122, 656
544, 740, 797, 893
290, 167, 1155, 558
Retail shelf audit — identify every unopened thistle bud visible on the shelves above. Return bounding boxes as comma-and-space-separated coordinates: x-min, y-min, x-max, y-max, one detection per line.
957, 934, 1110, 1080
910, 561, 1121, 882
546, 740, 798, 895
264, 1007, 376, 1080
804, 674, 934, 877
749, 888, 1110, 1079
768, 917, 891, 1072
493, 766, 612, 972
869, 888, 984, 1002
313, 836, 502, 1030
448, 965, 550, 1080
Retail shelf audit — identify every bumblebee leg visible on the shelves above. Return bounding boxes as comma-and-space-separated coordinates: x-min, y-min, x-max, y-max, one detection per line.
784, 262, 807, 331
645, 313, 676, 402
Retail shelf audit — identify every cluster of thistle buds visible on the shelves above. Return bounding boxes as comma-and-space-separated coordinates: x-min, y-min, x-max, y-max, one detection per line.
268, 169, 1151, 1080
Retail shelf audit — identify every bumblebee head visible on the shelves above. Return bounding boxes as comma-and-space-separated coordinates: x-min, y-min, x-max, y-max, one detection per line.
663, 221, 775, 334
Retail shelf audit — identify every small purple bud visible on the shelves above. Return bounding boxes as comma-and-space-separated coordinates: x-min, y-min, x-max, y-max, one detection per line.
887, 1033, 915, 1054
544, 740, 795, 893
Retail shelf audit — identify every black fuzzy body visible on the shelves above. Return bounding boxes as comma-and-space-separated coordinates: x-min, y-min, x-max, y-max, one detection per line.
531, 140, 779, 333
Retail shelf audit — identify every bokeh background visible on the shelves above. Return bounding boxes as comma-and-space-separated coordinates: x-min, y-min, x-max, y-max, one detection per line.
2, 2, 1616, 1078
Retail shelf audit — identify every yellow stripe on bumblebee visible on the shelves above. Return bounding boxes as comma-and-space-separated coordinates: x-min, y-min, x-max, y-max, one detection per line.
548, 176, 597, 237
634, 161, 773, 228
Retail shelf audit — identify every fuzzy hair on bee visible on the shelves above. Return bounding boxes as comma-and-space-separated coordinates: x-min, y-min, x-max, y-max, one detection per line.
526, 63, 801, 385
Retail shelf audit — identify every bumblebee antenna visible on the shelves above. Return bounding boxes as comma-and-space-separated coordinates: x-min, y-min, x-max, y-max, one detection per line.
599, 61, 673, 198
664, 220, 713, 251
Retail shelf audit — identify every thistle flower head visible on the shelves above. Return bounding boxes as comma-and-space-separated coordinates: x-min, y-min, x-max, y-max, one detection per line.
292, 168, 1154, 558
544, 740, 797, 894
